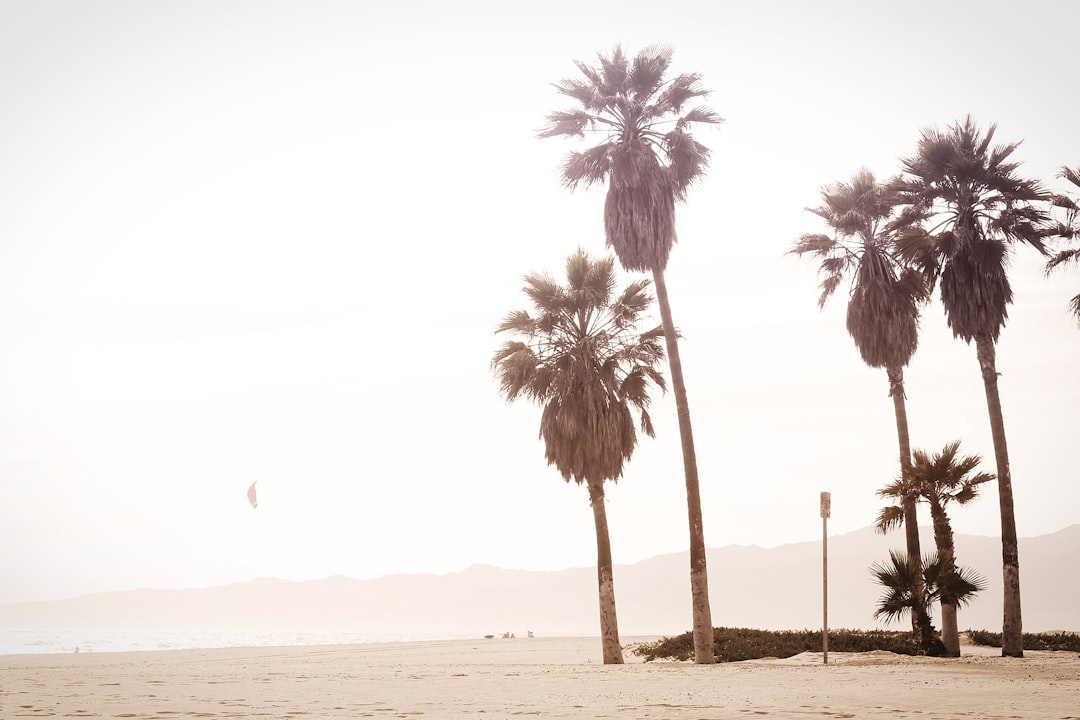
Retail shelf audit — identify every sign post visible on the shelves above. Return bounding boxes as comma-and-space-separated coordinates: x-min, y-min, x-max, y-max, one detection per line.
820, 491, 830, 665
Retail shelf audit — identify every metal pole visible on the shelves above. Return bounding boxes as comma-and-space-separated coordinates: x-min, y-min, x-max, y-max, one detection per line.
820, 491, 830, 665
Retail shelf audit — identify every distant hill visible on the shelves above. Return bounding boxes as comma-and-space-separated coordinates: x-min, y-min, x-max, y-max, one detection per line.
2, 525, 1076, 636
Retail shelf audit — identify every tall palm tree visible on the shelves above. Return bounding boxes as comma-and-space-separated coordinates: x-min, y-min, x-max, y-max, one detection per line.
1046, 166, 1080, 321
492, 249, 667, 664
790, 168, 929, 643
539, 44, 721, 663
877, 440, 994, 656
892, 116, 1053, 657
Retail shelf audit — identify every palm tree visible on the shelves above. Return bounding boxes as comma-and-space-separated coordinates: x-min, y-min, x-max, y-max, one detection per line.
877, 440, 994, 656
1046, 166, 1080, 321
870, 550, 985, 657
892, 116, 1053, 657
539, 44, 721, 663
790, 169, 929, 643
492, 249, 667, 664
870, 550, 942, 656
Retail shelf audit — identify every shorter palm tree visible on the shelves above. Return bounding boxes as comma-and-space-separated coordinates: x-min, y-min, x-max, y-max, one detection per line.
1047, 166, 1080, 321
871, 550, 985, 657
871, 550, 942, 656
877, 440, 994, 656
492, 249, 666, 664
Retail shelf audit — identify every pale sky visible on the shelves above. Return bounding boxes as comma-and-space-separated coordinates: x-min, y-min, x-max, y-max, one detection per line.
1, 0, 1078, 605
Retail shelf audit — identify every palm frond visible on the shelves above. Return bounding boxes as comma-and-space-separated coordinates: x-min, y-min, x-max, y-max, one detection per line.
638, 406, 655, 438
641, 364, 667, 393
491, 341, 537, 401
560, 145, 615, 189
539, 108, 598, 139
571, 59, 602, 88
939, 563, 987, 606
788, 233, 836, 258
951, 473, 993, 505
496, 309, 535, 335
1051, 192, 1080, 215
597, 44, 629, 91
1060, 165, 1080, 189
877, 473, 913, 501
521, 272, 563, 314
875, 505, 906, 534
630, 43, 672, 99
654, 72, 710, 114
819, 255, 847, 275
1042, 166, 1080, 319
870, 549, 927, 623
665, 129, 711, 197
817, 274, 842, 308
681, 107, 723, 125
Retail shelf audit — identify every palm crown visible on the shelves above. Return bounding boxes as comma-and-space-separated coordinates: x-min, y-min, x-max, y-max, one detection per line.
892, 116, 1053, 342
492, 250, 666, 485
876, 440, 994, 534
539, 44, 721, 272
792, 168, 928, 370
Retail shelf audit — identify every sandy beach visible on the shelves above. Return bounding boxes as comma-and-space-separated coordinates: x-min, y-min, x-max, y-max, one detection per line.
2, 636, 1078, 719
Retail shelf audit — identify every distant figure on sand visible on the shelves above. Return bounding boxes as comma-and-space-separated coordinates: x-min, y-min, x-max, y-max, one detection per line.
247, 482, 258, 509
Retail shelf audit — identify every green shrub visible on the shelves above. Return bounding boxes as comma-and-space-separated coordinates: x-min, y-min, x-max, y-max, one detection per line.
967, 630, 1080, 652
631, 627, 919, 662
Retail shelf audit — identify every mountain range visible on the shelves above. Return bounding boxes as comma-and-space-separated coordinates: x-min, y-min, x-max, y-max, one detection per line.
2, 525, 1076, 636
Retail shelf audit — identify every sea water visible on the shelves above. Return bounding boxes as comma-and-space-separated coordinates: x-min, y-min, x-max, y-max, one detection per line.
0, 628, 480, 655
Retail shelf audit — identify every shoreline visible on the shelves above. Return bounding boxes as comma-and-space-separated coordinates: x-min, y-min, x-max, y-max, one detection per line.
0, 627, 493, 657
1, 633, 657, 660
2, 636, 1077, 718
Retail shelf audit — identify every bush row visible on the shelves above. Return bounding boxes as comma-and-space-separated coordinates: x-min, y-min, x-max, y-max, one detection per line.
631, 627, 918, 662
631, 628, 1080, 661
968, 630, 1080, 652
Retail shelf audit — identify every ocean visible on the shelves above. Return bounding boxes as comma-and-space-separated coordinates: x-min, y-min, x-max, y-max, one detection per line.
0, 628, 481, 656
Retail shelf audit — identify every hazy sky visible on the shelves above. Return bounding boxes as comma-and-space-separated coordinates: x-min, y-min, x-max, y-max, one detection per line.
1, 0, 1077, 605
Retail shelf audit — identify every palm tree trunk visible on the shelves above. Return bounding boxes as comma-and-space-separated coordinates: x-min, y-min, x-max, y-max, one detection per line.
928, 501, 960, 657
913, 600, 939, 656
911, 604, 937, 651
887, 366, 924, 646
587, 479, 624, 664
974, 334, 1023, 658
939, 594, 959, 657
652, 269, 714, 664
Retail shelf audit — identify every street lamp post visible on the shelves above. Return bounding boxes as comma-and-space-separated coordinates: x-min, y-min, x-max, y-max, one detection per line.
820, 491, 830, 665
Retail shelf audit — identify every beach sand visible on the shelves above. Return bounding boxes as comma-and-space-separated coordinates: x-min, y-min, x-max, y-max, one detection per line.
2, 636, 1078, 718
